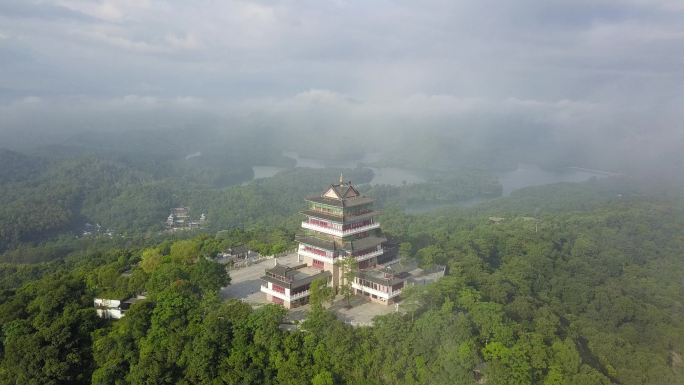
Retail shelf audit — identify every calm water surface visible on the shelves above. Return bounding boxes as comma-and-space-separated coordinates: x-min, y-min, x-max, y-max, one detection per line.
498, 163, 610, 196
250, 154, 613, 202
282, 152, 423, 186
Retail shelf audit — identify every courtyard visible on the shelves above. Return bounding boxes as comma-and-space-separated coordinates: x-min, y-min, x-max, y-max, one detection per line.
220, 252, 402, 325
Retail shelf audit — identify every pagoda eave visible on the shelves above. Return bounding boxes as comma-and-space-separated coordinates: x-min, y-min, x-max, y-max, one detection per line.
305, 195, 374, 208
300, 209, 381, 223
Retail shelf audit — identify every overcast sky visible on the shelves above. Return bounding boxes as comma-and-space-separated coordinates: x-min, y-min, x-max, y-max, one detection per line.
1, 0, 683, 169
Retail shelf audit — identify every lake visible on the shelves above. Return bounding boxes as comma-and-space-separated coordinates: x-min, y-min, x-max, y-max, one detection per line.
252, 166, 287, 180
282, 151, 424, 186
406, 164, 613, 212
249, 154, 613, 202
498, 163, 611, 196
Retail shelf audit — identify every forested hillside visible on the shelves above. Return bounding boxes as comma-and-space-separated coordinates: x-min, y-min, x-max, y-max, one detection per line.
0, 150, 371, 255
0, 127, 289, 249
381, 198, 684, 384
0, 142, 501, 260
0, 179, 682, 385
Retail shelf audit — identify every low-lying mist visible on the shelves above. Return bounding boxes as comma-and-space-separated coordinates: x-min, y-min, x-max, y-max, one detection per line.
1, 94, 682, 181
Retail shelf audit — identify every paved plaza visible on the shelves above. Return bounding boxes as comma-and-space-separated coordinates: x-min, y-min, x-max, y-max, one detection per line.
330, 296, 398, 326
220, 252, 300, 305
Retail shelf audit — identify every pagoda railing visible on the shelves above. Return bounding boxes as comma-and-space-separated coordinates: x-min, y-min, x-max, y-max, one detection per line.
302, 221, 380, 237
297, 245, 337, 264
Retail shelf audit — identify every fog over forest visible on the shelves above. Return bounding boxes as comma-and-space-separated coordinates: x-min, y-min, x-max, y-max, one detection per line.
2, 3, 684, 385
1, 0, 683, 177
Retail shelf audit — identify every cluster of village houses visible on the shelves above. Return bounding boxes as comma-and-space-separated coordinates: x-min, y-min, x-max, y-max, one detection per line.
166, 207, 207, 231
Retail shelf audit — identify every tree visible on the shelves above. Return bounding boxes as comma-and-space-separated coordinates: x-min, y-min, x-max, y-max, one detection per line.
140, 248, 163, 273
127, 282, 200, 385
190, 257, 230, 294
0, 275, 100, 385
312, 370, 334, 385
338, 257, 357, 307
416, 245, 446, 267
309, 277, 333, 311
399, 242, 413, 264
169, 239, 201, 264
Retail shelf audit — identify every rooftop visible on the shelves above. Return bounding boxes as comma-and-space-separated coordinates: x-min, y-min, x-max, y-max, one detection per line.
345, 236, 386, 252
306, 195, 374, 208
295, 234, 337, 250
296, 234, 386, 252
305, 178, 374, 207
263, 263, 331, 289
355, 264, 410, 286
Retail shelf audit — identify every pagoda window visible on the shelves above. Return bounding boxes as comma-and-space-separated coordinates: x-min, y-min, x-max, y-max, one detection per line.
342, 219, 373, 231
308, 218, 329, 227
308, 219, 342, 230
312, 259, 324, 269
311, 203, 342, 216
304, 246, 328, 256
272, 285, 286, 294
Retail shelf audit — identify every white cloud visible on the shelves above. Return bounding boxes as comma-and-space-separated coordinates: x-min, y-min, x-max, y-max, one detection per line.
165, 33, 201, 50
54, 0, 152, 22
0, 0, 682, 173
84, 28, 165, 53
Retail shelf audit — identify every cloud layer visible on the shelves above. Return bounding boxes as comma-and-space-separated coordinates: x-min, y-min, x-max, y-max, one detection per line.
0, 0, 683, 172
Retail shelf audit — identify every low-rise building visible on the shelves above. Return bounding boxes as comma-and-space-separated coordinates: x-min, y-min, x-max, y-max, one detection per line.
353, 265, 409, 305
166, 207, 206, 230
94, 294, 146, 319
216, 245, 260, 264
260, 262, 331, 309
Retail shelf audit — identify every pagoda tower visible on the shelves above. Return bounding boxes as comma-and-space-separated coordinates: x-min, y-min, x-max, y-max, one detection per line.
261, 176, 406, 308
296, 175, 386, 288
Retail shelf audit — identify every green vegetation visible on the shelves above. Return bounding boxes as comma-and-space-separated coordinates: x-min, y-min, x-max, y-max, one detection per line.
0, 146, 371, 255
0, 178, 682, 384
379, 193, 684, 385
0, 143, 503, 263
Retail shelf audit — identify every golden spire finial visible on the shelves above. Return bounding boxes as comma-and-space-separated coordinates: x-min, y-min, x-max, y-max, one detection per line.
340, 172, 344, 184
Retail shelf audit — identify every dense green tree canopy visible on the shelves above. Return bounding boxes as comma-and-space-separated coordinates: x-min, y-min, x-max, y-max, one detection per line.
0, 171, 682, 384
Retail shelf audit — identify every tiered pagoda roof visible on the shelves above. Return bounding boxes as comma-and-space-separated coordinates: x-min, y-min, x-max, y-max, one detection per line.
305, 176, 374, 207
305, 195, 374, 208
295, 234, 386, 252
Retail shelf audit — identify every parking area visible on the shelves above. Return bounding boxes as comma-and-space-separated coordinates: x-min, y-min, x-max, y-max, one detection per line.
220, 252, 301, 305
